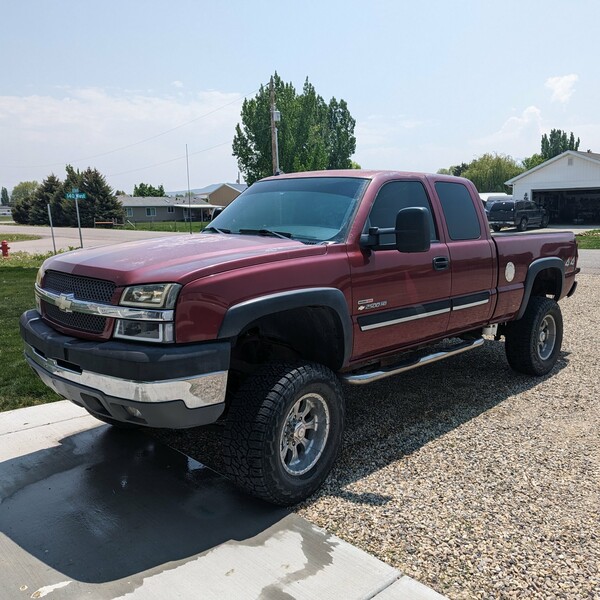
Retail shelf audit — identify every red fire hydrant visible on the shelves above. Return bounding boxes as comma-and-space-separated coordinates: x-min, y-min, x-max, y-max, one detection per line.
1, 240, 9, 258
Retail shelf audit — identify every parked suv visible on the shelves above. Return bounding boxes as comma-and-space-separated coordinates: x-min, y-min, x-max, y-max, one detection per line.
486, 199, 549, 232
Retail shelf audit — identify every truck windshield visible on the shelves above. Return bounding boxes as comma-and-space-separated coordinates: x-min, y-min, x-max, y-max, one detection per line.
206, 177, 369, 243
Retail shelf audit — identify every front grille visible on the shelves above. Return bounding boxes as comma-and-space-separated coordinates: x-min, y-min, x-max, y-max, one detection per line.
44, 302, 108, 334
44, 270, 115, 303
42, 270, 115, 335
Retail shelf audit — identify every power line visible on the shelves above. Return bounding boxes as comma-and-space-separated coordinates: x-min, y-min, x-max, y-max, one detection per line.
106, 123, 272, 178
2, 86, 262, 169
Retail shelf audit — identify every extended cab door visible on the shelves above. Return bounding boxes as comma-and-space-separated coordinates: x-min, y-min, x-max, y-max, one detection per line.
348, 179, 451, 361
432, 180, 496, 334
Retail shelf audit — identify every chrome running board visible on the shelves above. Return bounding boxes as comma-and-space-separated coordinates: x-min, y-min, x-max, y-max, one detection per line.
342, 337, 484, 385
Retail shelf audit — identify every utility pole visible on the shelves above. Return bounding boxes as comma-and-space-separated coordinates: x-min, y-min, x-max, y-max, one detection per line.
270, 76, 281, 175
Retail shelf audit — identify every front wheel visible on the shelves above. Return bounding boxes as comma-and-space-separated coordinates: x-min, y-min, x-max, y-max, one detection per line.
504, 297, 563, 375
541, 215, 549, 228
222, 363, 344, 505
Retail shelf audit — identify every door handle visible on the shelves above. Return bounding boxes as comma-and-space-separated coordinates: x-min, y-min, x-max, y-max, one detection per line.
433, 256, 450, 271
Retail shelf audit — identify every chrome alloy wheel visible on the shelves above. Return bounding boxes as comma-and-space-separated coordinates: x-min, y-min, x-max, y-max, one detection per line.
280, 393, 330, 476
537, 314, 557, 360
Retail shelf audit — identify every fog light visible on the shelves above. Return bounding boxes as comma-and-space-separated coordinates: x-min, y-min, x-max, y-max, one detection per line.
114, 319, 174, 343
125, 406, 143, 419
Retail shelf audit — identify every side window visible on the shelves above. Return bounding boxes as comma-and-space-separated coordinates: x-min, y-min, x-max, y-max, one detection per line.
435, 182, 481, 241
368, 181, 438, 243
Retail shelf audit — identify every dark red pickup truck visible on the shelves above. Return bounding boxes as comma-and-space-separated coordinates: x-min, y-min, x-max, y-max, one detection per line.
20, 170, 579, 504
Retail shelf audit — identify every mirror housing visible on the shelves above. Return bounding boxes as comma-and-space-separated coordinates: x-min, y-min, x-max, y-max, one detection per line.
395, 207, 431, 252
360, 207, 431, 253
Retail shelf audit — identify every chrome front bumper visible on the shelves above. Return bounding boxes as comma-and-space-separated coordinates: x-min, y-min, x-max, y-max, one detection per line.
24, 342, 227, 410
20, 310, 230, 429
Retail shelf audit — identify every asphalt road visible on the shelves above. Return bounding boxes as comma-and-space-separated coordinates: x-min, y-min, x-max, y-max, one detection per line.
0, 224, 184, 254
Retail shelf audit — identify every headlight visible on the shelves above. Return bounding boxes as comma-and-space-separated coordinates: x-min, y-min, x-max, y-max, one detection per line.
115, 283, 181, 343
120, 283, 181, 309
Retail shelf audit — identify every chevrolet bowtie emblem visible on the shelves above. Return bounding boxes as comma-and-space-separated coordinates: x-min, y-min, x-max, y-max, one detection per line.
56, 293, 75, 312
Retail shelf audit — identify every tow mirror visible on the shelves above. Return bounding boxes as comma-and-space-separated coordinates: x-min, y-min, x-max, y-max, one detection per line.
359, 207, 431, 253
395, 207, 430, 252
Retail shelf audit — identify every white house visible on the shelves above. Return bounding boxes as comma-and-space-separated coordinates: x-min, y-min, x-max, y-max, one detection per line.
505, 151, 600, 224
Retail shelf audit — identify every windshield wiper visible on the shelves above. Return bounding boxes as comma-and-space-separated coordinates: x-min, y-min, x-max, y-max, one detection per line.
238, 228, 294, 240
203, 226, 231, 234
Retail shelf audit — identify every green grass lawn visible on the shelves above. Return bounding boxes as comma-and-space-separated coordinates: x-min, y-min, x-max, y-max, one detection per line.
576, 229, 600, 249
117, 221, 208, 233
0, 253, 62, 411
1, 233, 42, 243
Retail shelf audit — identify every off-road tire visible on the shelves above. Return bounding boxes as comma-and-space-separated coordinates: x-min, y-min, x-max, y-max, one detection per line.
517, 217, 528, 232
504, 297, 563, 375
222, 363, 344, 506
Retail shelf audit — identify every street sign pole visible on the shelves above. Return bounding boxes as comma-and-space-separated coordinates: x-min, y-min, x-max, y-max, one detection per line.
67, 188, 85, 248
75, 197, 83, 248
47, 203, 57, 254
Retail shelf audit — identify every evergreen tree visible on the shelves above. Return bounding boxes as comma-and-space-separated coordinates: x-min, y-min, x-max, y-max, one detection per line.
29, 174, 62, 225
1, 187, 9, 206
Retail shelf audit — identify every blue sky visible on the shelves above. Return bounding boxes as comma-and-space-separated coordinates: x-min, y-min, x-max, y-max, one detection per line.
2, 0, 599, 194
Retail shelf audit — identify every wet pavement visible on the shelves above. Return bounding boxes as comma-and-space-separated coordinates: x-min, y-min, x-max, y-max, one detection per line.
0, 402, 447, 599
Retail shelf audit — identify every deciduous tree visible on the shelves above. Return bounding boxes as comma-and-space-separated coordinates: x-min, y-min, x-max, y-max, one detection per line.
233, 73, 357, 185
461, 153, 524, 193
133, 183, 165, 197
541, 129, 580, 160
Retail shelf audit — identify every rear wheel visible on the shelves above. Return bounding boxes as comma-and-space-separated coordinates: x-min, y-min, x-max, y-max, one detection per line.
504, 297, 563, 375
223, 363, 344, 505
541, 215, 549, 228
517, 217, 528, 232
492, 225, 502, 232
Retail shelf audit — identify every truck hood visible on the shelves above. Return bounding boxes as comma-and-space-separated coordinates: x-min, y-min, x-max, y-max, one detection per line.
41, 233, 327, 287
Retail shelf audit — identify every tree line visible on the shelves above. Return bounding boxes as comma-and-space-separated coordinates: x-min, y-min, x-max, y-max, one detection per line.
437, 129, 582, 193
11, 166, 124, 227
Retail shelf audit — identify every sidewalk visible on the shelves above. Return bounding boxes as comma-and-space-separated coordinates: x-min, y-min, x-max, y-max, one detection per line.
0, 401, 449, 599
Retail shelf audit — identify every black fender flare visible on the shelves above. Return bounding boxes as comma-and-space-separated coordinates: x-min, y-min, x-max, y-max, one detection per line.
516, 257, 565, 320
218, 287, 353, 367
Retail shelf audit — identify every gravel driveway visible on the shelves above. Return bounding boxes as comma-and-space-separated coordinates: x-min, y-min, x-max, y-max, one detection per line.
156, 273, 599, 599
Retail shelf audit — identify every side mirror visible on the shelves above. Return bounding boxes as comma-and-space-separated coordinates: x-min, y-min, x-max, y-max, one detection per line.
395, 207, 431, 253
359, 207, 431, 253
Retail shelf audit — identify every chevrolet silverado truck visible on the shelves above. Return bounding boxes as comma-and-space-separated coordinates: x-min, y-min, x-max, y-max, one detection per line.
20, 171, 579, 505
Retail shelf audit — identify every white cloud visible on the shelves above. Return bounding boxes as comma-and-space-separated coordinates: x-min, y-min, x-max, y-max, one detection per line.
471, 106, 543, 157
545, 74, 579, 103
171, 80, 184, 88
0, 88, 246, 192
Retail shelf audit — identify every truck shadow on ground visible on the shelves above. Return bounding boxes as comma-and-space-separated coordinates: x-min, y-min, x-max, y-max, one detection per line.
0, 341, 569, 584
157, 338, 570, 510
0, 426, 288, 584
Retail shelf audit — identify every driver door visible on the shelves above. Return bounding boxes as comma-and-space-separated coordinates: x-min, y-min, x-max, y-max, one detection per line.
349, 180, 451, 361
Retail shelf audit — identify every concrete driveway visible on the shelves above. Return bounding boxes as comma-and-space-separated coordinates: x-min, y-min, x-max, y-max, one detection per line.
0, 402, 446, 600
